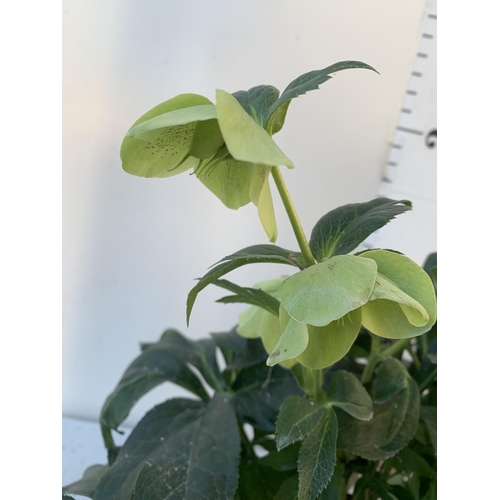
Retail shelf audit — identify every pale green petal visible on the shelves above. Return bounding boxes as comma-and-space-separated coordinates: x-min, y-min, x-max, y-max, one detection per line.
267, 305, 308, 366
121, 93, 212, 178
279, 255, 377, 327
359, 250, 437, 338
216, 89, 294, 168
127, 104, 217, 140
253, 277, 286, 296
260, 312, 296, 369
257, 174, 278, 243
196, 155, 252, 210
188, 119, 224, 160
248, 164, 270, 206
297, 308, 362, 369
371, 274, 428, 326
236, 277, 286, 339
237, 305, 263, 339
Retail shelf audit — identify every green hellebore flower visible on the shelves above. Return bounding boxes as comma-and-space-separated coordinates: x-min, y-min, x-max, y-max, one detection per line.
264, 250, 436, 369
120, 61, 379, 242
121, 90, 293, 242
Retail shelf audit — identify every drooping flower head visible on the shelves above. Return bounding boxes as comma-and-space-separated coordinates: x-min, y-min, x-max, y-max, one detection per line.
121, 62, 378, 242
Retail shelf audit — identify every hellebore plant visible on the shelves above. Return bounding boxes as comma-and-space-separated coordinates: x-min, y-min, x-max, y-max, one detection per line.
63, 62, 437, 500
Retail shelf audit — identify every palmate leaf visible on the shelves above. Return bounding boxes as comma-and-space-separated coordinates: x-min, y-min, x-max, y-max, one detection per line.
298, 407, 338, 500
276, 396, 327, 450
309, 198, 412, 261
232, 364, 303, 431
232, 85, 280, 127
326, 370, 373, 420
186, 244, 305, 325
213, 278, 280, 316
337, 358, 420, 460
100, 344, 209, 432
265, 61, 379, 135
146, 329, 224, 391
95, 396, 240, 500
62, 464, 109, 499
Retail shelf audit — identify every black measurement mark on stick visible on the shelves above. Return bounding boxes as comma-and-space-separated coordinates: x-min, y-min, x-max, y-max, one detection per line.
412, 71, 423, 77
387, 161, 398, 167
382, 176, 393, 184
428, 13, 437, 19
397, 126, 424, 136
401, 108, 412, 114
417, 53, 428, 58
425, 129, 437, 148
422, 33, 434, 39
390, 143, 403, 150
407, 90, 418, 96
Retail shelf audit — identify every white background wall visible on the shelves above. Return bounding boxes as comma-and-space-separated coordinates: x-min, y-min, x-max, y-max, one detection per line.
63, 0, 429, 426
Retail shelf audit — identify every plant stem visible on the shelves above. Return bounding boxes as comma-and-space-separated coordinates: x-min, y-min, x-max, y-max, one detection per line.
419, 366, 437, 392
312, 368, 325, 401
382, 338, 410, 357
361, 335, 382, 384
271, 166, 316, 266
300, 366, 325, 401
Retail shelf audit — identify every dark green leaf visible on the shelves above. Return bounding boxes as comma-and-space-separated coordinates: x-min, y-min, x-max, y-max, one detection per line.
237, 460, 290, 500
337, 360, 420, 460
420, 406, 437, 454
258, 442, 300, 471
317, 462, 344, 500
298, 407, 338, 500
133, 394, 240, 500
100, 345, 209, 431
144, 329, 225, 391
326, 370, 373, 420
187, 245, 305, 325
95, 399, 206, 500
232, 85, 280, 127
423, 252, 437, 277
274, 475, 299, 500
213, 278, 281, 316
211, 327, 247, 354
232, 364, 303, 431
373, 358, 406, 403
309, 198, 412, 261
62, 464, 109, 499
422, 478, 437, 500
276, 396, 327, 451
396, 448, 436, 478
266, 61, 378, 134
225, 338, 268, 370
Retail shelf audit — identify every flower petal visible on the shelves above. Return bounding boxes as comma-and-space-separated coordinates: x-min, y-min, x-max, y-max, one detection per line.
196, 154, 251, 210
267, 305, 308, 366
279, 255, 377, 326
297, 309, 362, 369
121, 93, 213, 178
216, 89, 294, 168
359, 250, 436, 338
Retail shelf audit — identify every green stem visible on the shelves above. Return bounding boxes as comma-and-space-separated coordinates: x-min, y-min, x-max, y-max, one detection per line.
271, 166, 316, 266
407, 344, 421, 370
312, 369, 325, 401
419, 366, 437, 392
361, 336, 382, 384
382, 338, 410, 357
301, 366, 325, 401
